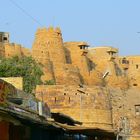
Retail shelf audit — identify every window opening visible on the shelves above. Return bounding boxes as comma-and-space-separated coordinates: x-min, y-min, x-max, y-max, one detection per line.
135, 105, 140, 116
55, 97, 56, 103
69, 97, 70, 103
3, 37, 7, 41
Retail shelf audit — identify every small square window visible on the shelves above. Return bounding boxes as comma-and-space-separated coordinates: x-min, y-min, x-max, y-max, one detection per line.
3, 37, 7, 41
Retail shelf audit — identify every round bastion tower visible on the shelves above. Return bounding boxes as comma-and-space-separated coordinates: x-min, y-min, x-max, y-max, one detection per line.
32, 27, 66, 82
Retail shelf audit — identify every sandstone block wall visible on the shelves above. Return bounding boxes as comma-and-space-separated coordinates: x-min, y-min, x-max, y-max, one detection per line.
0, 32, 31, 59
53, 63, 82, 85
64, 42, 90, 84
32, 27, 140, 135
0, 43, 5, 58
32, 27, 66, 64
32, 27, 67, 83
5, 43, 22, 58
1, 29, 140, 90
110, 87, 140, 139
5, 43, 31, 58
36, 85, 113, 130
1, 27, 140, 136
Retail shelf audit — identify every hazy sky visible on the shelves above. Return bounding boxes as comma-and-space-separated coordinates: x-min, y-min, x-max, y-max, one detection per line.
1, 0, 140, 55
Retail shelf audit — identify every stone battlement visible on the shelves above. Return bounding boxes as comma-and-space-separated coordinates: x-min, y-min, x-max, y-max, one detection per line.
1, 27, 140, 137
35, 27, 62, 39
5, 43, 31, 58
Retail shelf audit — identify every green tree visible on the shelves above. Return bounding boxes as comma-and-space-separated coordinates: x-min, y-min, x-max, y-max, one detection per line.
0, 56, 43, 93
44, 80, 55, 85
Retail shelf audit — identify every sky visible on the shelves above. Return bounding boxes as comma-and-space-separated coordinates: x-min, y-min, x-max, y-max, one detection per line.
0, 0, 140, 56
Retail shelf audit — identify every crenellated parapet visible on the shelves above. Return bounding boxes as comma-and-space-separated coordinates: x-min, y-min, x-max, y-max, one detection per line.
4, 43, 31, 58
0, 32, 31, 59
1, 27, 140, 136
32, 27, 67, 82
32, 27, 66, 64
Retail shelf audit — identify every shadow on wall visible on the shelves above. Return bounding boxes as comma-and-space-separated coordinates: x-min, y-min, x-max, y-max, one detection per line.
87, 58, 97, 71
114, 63, 123, 76
64, 48, 72, 64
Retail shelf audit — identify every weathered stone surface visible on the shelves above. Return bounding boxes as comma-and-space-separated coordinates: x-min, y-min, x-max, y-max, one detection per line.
4, 43, 30, 58
36, 85, 113, 130
1, 28, 140, 138
110, 87, 140, 138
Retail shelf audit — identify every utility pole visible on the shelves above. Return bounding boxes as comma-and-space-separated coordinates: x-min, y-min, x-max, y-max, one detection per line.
77, 88, 86, 122
80, 93, 82, 122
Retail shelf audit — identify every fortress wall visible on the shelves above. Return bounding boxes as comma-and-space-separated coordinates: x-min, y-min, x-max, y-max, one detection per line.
64, 42, 90, 84
52, 63, 82, 85
41, 59, 55, 82
111, 87, 140, 137
64, 47, 72, 64
32, 27, 66, 65
1, 27, 140, 135
0, 32, 30, 59
106, 76, 129, 89
32, 27, 67, 82
4, 43, 31, 58
87, 70, 104, 86
0, 43, 5, 58
118, 56, 140, 73
117, 56, 140, 88
64, 42, 82, 65
64, 42, 89, 66
105, 60, 128, 89
32, 30, 91, 85
21, 47, 31, 56
126, 56, 140, 66
61, 64, 83, 85
87, 47, 119, 73
87, 47, 129, 89
52, 63, 66, 84
5, 43, 22, 58
32, 42, 55, 82
36, 85, 113, 130
126, 56, 140, 88
88, 46, 118, 60
32, 28, 52, 63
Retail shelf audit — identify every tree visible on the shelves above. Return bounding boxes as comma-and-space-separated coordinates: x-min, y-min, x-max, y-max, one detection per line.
44, 80, 55, 85
0, 56, 43, 93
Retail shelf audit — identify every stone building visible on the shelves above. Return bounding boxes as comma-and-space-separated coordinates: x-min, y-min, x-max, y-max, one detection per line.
0, 32, 31, 59
0, 27, 140, 139
32, 27, 83, 85
32, 27, 140, 139
36, 85, 113, 130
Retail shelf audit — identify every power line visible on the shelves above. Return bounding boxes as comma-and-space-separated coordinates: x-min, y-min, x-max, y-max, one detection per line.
8, 0, 43, 26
